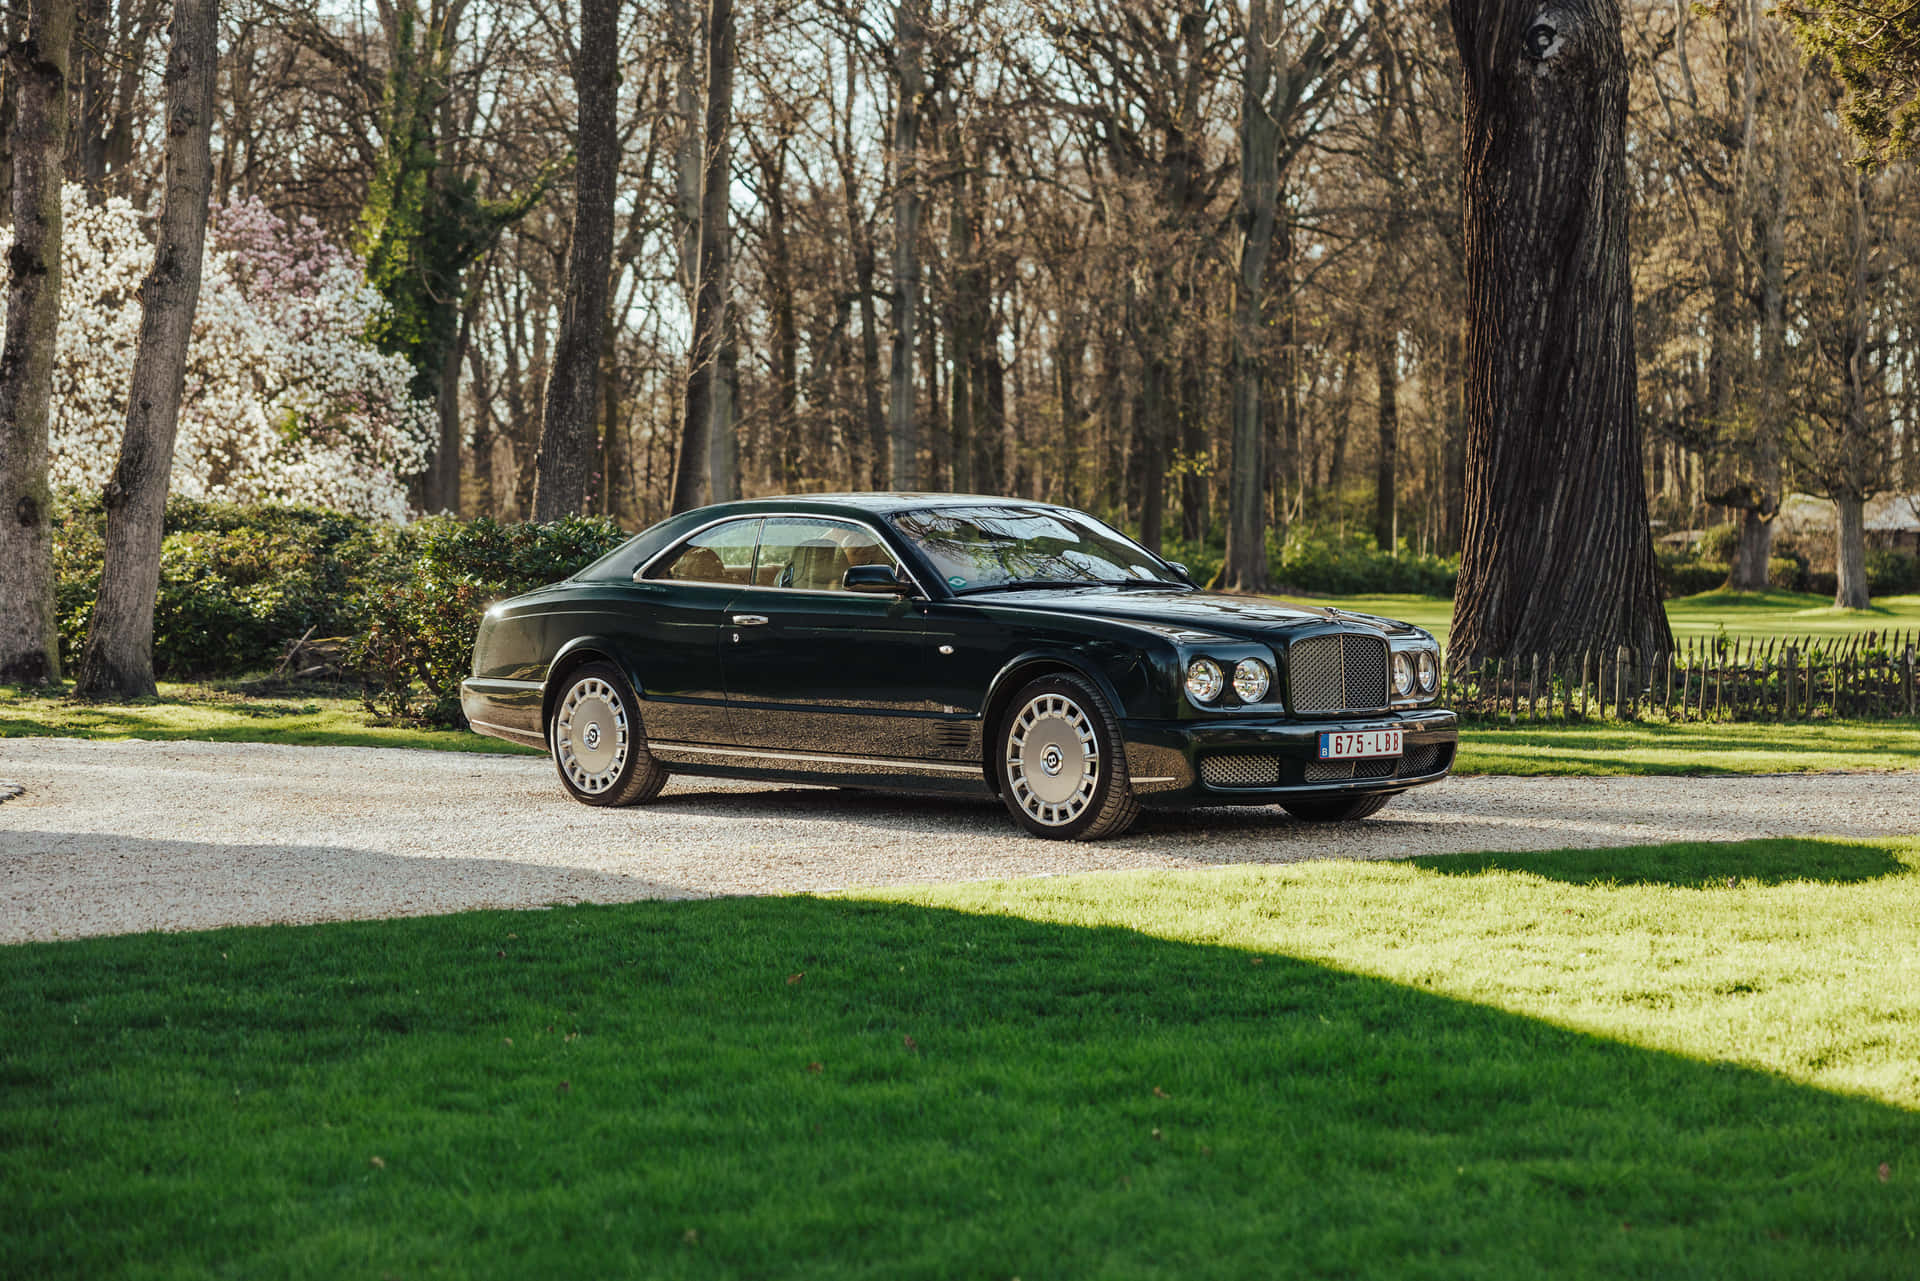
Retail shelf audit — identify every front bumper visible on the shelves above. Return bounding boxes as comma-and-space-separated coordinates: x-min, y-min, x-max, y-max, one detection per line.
1119, 708, 1458, 806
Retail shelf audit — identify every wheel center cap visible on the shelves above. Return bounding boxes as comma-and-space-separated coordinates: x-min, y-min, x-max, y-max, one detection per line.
1041, 744, 1064, 776
583, 722, 601, 750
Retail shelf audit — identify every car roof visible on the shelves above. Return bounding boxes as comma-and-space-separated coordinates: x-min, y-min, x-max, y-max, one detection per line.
685, 493, 1073, 519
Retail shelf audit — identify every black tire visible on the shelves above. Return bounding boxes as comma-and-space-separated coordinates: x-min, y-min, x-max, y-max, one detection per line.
993, 673, 1140, 840
547, 662, 669, 807
1281, 793, 1395, 824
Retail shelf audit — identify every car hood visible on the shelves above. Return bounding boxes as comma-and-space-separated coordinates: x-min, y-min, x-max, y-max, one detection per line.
960, 586, 1423, 641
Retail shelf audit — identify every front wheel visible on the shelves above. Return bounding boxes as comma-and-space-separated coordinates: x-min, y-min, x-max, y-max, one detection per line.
994, 674, 1139, 840
548, 662, 669, 807
1281, 793, 1395, 824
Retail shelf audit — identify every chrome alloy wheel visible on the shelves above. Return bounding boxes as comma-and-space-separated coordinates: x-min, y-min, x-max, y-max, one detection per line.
555, 676, 630, 795
1006, 692, 1100, 827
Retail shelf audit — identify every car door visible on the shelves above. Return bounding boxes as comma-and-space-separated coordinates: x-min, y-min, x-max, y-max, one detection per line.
720, 516, 955, 761
620, 516, 762, 745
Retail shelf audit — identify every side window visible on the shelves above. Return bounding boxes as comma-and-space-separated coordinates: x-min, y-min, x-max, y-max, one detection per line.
645, 518, 762, 584
754, 517, 900, 592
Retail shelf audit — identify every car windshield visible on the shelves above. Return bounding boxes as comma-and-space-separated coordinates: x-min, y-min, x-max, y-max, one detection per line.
888, 505, 1187, 594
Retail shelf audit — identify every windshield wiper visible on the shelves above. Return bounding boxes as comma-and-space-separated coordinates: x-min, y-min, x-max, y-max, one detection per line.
953, 579, 1104, 595
1098, 577, 1187, 589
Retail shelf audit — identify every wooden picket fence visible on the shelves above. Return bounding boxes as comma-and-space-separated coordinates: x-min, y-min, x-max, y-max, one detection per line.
1439, 630, 1920, 723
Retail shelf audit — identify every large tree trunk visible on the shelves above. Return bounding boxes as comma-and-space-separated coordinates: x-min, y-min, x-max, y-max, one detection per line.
1222, 0, 1279, 593
1445, 0, 1671, 665
761, 141, 798, 489
75, 0, 217, 699
670, 0, 733, 514
1373, 329, 1399, 552
533, 0, 620, 522
1834, 495, 1868, 610
0, 0, 74, 685
886, 0, 925, 491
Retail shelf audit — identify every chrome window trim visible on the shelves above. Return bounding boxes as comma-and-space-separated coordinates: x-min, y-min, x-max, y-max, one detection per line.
635, 511, 931, 598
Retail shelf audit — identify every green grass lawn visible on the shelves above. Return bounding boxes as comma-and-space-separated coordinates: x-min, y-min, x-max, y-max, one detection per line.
0, 681, 539, 755
1457, 718, 1920, 775
1282, 588, 1920, 649
4, 837, 1918, 1278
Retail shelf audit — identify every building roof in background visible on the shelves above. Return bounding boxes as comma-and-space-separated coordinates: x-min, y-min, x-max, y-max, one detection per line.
1775, 493, 1920, 534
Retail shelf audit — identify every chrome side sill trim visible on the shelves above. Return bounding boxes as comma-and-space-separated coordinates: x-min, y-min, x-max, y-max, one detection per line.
652, 742, 978, 775
470, 717, 545, 748
1128, 776, 1178, 784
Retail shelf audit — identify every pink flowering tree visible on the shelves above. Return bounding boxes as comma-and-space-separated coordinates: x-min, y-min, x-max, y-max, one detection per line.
2, 187, 433, 520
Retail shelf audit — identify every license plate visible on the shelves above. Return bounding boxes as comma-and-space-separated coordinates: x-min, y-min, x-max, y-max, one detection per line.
1317, 729, 1403, 761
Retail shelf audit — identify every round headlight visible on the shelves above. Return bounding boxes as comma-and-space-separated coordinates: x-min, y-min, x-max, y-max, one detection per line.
1185, 657, 1224, 702
1416, 649, 1439, 693
1392, 651, 1416, 697
1232, 658, 1271, 702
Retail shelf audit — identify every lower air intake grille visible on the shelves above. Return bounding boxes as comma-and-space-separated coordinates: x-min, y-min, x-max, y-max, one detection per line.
1200, 754, 1282, 788
1304, 758, 1397, 782
1288, 634, 1390, 713
1399, 744, 1444, 776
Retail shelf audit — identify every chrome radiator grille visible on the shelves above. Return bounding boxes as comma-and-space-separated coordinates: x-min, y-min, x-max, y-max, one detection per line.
1287, 634, 1390, 713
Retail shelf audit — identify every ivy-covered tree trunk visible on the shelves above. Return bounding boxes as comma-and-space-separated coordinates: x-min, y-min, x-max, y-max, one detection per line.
1446, 0, 1672, 664
75, 0, 217, 699
346, 0, 554, 515
0, 0, 74, 685
532, 0, 619, 522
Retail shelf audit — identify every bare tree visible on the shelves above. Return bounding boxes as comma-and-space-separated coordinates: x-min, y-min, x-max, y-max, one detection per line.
533, 0, 620, 520
671, 0, 733, 513
1446, 0, 1671, 662
886, 0, 927, 490
0, 0, 74, 685
1223, 0, 1357, 589
75, 0, 219, 698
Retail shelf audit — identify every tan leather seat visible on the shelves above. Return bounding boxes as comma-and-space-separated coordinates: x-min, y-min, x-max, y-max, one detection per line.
785, 540, 851, 591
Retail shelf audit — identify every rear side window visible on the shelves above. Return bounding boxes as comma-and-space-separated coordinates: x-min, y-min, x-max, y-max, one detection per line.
646, 518, 762, 584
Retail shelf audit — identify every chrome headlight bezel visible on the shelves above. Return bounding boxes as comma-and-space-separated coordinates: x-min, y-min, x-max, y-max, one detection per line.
1232, 658, 1271, 703
1392, 651, 1416, 698
1185, 657, 1225, 703
1416, 649, 1439, 694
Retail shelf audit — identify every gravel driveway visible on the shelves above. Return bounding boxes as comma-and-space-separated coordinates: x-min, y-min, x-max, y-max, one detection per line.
1, 737, 1916, 943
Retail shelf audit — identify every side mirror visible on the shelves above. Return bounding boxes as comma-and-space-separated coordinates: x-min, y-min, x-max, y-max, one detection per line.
1166, 560, 1192, 582
843, 563, 914, 595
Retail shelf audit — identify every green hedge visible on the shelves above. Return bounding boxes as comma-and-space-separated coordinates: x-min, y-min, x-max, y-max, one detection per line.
350, 515, 628, 726
1158, 526, 1459, 597
52, 497, 627, 727
53, 496, 378, 678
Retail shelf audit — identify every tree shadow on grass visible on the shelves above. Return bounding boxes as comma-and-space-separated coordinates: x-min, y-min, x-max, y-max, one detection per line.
2, 896, 1916, 1279
1411, 837, 1911, 887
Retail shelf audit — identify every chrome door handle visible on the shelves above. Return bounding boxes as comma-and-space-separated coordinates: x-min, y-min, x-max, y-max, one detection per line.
731, 614, 769, 626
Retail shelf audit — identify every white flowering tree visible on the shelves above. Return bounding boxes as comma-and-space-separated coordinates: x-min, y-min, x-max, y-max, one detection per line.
0, 187, 434, 521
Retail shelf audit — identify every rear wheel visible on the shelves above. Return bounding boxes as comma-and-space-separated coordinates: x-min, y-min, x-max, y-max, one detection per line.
548, 662, 669, 807
995, 674, 1139, 840
1281, 793, 1395, 824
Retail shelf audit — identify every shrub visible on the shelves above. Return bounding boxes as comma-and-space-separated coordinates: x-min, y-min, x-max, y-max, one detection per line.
1768, 556, 1808, 592
349, 515, 629, 726
52, 493, 377, 677
1697, 522, 1740, 563
1271, 527, 1459, 597
1658, 560, 1727, 598
1866, 549, 1920, 595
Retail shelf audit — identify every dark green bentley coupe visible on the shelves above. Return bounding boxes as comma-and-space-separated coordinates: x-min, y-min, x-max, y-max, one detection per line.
461, 494, 1456, 839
